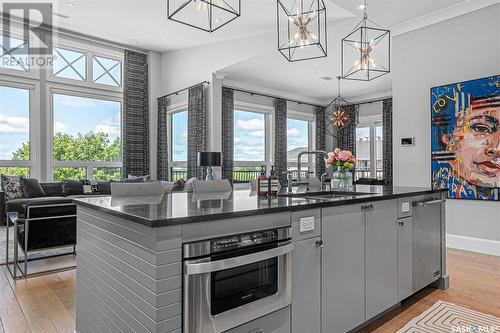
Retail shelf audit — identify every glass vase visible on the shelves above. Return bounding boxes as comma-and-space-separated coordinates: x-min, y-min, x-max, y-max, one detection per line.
331, 167, 347, 190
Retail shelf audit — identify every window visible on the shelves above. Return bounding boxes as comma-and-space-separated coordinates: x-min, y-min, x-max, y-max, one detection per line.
0, 35, 28, 72
93, 56, 122, 87
0, 85, 31, 177
53, 47, 87, 81
170, 110, 188, 180
355, 126, 370, 179
234, 109, 267, 182
375, 124, 383, 179
355, 122, 383, 180
287, 117, 312, 179
52, 93, 122, 181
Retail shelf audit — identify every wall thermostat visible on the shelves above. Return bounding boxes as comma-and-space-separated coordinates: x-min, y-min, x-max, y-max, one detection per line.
401, 137, 415, 146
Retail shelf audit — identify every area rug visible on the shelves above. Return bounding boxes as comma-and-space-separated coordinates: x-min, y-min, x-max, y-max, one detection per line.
398, 301, 500, 333
0, 226, 74, 265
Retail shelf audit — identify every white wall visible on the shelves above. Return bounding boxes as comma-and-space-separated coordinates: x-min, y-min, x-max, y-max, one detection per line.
392, 4, 500, 255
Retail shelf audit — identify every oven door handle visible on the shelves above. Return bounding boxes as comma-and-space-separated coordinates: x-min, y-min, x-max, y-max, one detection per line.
184, 242, 294, 275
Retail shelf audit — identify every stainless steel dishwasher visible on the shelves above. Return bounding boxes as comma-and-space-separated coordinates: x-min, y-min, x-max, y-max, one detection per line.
412, 197, 445, 292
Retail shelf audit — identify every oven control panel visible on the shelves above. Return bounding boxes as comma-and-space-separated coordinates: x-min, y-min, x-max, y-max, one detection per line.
210, 230, 278, 252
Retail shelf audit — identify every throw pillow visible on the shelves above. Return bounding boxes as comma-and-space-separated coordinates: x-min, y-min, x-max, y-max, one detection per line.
97, 181, 112, 195
81, 179, 100, 194
62, 180, 84, 196
20, 178, 46, 198
127, 174, 150, 182
40, 182, 64, 197
171, 179, 186, 192
184, 177, 198, 192
0, 175, 24, 201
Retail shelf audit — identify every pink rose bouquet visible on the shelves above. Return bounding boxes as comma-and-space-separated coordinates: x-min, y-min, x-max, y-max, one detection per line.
325, 148, 356, 171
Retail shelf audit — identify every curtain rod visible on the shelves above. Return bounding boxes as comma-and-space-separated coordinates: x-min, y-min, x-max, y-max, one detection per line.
325, 96, 391, 109
158, 81, 210, 100
226, 86, 326, 109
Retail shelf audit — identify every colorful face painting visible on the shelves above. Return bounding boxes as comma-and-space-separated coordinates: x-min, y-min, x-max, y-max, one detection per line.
431, 75, 500, 200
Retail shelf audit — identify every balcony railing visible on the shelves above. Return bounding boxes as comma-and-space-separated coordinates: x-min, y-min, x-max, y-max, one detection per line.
171, 170, 187, 181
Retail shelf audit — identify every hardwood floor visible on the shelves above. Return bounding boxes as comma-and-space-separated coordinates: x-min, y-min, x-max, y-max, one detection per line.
0, 248, 498, 333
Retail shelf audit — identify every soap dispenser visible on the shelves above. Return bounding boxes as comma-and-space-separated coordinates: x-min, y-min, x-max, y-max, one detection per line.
268, 165, 279, 195
257, 165, 269, 196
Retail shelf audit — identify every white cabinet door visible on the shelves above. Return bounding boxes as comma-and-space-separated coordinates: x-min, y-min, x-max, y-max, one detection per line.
322, 204, 365, 333
365, 200, 399, 320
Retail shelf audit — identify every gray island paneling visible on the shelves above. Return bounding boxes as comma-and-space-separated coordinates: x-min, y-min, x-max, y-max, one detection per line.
73, 186, 448, 333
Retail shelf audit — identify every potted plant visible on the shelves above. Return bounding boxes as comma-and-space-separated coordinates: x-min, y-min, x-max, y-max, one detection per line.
325, 148, 356, 190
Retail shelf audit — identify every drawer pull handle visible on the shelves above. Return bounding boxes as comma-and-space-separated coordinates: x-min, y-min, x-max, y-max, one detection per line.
249, 330, 264, 333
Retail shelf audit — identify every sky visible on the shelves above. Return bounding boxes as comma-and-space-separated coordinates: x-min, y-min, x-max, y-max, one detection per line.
0, 86, 121, 160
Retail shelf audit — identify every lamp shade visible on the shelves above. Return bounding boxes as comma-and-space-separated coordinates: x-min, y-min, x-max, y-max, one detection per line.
197, 152, 221, 167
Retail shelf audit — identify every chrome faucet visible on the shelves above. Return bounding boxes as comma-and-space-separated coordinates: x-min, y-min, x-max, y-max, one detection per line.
320, 172, 329, 190
297, 150, 329, 185
283, 171, 294, 193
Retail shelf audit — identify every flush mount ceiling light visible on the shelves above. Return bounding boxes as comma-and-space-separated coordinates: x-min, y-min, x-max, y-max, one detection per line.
277, 0, 327, 62
341, 0, 390, 81
326, 77, 359, 136
167, 0, 240, 33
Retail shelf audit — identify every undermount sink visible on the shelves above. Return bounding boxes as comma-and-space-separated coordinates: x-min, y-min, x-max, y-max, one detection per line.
280, 190, 374, 200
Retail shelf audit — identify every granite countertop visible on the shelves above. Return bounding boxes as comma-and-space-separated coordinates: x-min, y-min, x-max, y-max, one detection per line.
72, 185, 445, 227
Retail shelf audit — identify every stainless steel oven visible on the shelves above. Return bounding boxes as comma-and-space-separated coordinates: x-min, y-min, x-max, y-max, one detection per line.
183, 227, 293, 333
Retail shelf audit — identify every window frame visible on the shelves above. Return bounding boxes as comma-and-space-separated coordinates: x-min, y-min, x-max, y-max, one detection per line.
0, 77, 41, 178
47, 84, 123, 181
0, 26, 39, 80
356, 120, 383, 180
286, 110, 315, 171
167, 101, 188, 174
47, 40, 123, 93
233, 101, 273, 169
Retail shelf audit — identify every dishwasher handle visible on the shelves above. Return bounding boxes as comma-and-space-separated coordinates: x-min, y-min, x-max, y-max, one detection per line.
413, 199, 445, 207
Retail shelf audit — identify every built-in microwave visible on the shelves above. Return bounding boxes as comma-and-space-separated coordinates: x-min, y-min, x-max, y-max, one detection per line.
183, 227, 293, 333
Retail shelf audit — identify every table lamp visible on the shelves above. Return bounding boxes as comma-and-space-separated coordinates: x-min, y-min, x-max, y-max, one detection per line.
197, 152, 221, 181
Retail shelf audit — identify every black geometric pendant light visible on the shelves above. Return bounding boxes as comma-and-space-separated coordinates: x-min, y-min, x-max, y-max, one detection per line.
277, 0, 327, 62
167, 0, 241, 33
341, 0, 390, 81
325, 77, 359, 136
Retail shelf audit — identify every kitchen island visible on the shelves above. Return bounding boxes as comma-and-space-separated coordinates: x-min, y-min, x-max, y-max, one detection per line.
73, 185, 448, 333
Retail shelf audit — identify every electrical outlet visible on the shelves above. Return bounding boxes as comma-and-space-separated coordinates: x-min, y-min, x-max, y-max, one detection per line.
299, 216, 315, 232
402, 202, 410, 213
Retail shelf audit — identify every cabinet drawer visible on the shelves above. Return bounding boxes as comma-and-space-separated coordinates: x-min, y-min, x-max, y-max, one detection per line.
224, 306, 290, 333
291, 209, 321, 241
397, 197, 413, 218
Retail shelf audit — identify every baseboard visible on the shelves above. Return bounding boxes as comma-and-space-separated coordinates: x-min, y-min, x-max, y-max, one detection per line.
446, 234, 500, 256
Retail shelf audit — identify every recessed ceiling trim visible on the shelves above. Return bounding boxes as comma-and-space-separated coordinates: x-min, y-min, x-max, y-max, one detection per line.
390, 0, 498, 36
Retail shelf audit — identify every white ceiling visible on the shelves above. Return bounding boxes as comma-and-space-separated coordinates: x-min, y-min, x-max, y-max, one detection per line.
48, 0, 353, 52
24, 0, 473, 101
220, 0, 468, 103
